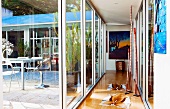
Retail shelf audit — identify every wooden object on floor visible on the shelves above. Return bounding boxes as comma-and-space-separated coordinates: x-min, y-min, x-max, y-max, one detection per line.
116, 61, 125, 72
77, 71, 146, 109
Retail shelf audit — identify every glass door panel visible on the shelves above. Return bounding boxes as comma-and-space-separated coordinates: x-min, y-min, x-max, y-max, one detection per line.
95, 14, 100, 82
2, 0, 60, 108
85, 3, 93, 91
66, 0, 82, 108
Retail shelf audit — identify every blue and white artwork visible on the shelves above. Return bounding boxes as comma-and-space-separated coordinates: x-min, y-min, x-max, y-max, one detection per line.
154, 0, 166, 54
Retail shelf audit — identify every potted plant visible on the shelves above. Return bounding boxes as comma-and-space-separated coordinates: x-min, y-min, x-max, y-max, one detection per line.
66, 22, 81, 86
17, 39, 30, 57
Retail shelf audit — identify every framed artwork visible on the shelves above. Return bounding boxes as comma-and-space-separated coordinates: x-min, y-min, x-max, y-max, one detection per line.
109, 31, 130, 59
154, 0, 166, 54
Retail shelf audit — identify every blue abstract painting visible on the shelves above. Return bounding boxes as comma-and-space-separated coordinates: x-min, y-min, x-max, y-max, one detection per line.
154, 0, 166, 54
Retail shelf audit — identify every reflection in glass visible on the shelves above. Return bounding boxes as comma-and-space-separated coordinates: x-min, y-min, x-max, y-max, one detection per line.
2, 0, 60, 108
101, 22, 104, 75
95, 14, 100, 82
85, 3, 92, 90
148, 0, 154, 108
139, 9, 143, 93
66, 0, 82, 108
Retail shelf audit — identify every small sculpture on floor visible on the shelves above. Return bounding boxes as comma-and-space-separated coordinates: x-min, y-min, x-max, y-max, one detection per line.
100, 93, 131, 108
107, 83, 126, 90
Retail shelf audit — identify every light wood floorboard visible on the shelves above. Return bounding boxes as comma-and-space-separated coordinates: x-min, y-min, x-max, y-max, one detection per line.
77, 70, 146, 109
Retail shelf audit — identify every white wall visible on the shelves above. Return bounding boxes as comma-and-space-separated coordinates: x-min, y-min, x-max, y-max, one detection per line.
106, 25, 130, 70
154, 1, 170, 108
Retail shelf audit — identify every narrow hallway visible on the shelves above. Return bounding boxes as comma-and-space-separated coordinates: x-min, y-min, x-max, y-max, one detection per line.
78, 71, 145, 109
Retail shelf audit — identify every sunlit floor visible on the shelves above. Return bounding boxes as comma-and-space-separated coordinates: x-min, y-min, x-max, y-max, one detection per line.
149, 96, 154, 109
78, 70, 146, 109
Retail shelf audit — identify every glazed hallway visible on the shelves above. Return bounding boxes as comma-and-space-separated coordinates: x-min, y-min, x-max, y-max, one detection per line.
78, 70, 146, 109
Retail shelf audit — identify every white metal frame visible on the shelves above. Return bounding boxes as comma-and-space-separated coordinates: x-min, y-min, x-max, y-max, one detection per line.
139, 9, 143, 92
98, 18, 101, 78
58, 0, 67, 108
81, 0, 86, 96
92, 10, 96, 84
137, 13, 140, 86
145, 0, 149, 101
142, 0, 146, 100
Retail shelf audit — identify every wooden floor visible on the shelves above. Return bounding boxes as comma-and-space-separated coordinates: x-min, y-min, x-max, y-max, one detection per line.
77, 70, 146, 109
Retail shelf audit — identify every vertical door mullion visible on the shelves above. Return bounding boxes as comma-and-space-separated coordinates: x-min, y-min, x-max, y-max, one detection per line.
103, 24, 106, 73
143, 0, 146, 99
58, 0, 66, 109
81, 0, 86, 95
102, 23, 104, 74
145, 0, 149, 101
139, 11, 142, 89
137, 13, 140, 86
98, 18, 101, 77
92, 10, 95, 84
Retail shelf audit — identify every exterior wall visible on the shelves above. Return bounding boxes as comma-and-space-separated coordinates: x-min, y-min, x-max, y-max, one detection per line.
106, 25, 130, 70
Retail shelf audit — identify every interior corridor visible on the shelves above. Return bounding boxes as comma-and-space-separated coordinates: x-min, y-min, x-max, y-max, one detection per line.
78, 70, 146, 109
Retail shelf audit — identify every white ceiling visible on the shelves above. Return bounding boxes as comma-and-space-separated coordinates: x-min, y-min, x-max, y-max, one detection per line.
90, 0, 142, 25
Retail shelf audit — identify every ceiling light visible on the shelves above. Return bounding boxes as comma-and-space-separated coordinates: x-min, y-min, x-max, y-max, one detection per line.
114, 3, 118, 4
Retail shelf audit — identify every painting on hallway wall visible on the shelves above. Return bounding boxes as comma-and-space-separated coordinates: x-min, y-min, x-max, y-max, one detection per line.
109, 31, 130, 59
154, 0, 166, 54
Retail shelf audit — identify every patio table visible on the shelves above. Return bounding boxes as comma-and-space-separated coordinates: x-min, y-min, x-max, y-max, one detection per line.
2, 57, 43, 90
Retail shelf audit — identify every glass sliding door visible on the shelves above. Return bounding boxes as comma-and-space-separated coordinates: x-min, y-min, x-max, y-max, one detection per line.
101, 22, 104, 75
66, 0, 83, 107
95, 14, 100, 82
85, 3, 93, 90
2, 0, 61, 108
139, 7, 143, 93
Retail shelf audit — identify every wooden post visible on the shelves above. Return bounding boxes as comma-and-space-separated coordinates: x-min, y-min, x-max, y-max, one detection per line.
133, 28, 140, 97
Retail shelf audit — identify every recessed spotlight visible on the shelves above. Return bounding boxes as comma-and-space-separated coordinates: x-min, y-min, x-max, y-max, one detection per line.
114, 3, 118, 4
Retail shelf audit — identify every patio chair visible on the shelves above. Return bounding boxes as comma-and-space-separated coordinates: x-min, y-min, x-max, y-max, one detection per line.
25, 57, 50, 89
2, 60, 20, 92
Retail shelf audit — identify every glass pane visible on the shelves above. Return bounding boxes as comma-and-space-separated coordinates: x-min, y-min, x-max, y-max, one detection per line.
139, 8, 143, 93
148, 0, 154, 108
95, 14, 100, 82
66, 0, 82, 108
101, 22, 104, 75
85, 3, 92, 91
2, 0, 60, 108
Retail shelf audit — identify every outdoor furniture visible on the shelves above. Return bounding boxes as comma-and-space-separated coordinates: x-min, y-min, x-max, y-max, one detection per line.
25, 57, 50, 89
3, 57, 43, 90
2, 60, 20, 92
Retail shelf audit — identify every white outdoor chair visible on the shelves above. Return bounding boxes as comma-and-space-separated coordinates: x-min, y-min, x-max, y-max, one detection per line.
2, 61, 20, 92
25, 57, 50, 88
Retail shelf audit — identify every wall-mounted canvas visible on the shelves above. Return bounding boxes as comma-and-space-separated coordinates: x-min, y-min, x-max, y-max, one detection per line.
109, 31, 130, 59
154, 0, 166, 54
